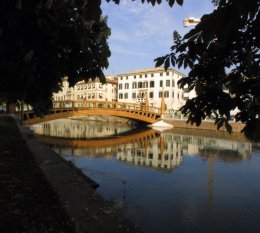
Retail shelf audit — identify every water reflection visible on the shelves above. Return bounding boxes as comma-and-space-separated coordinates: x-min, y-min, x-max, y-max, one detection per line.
32, 117, 134, 138
34, 118, 260, 233
35, 122, 252, 171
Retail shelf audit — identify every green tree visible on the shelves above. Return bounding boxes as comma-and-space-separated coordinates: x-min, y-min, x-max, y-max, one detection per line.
0, 0, 182, 113
0, 0, 111, 114
155, 0, 260, 137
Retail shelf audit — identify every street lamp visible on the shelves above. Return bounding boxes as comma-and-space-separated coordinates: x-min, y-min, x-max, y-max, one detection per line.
183, 17, 201, 27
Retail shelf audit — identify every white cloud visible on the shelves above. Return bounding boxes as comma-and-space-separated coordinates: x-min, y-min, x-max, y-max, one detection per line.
110, 44, 148, 58
110, 29, 130, 42
101, 0, 214, 74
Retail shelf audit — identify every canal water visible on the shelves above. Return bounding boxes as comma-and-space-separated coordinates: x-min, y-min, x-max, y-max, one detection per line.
33, 118, 260, 233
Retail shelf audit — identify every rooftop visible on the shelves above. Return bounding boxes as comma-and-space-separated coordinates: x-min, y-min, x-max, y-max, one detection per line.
118, 67, 185, 76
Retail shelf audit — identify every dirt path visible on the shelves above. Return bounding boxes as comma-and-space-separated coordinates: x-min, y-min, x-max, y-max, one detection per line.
0, 115, 76, 232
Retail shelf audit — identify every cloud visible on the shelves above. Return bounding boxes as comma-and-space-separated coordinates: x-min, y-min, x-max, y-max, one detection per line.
110, 29, 130, 42
101, 0, 214, 74
110, 44, 148, 58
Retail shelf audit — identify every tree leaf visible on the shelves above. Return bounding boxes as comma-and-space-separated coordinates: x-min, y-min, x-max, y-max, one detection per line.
164, 56, 170, 70
154, 56, 165, 67
168, 0, 175, 7
176, 0, 183, 6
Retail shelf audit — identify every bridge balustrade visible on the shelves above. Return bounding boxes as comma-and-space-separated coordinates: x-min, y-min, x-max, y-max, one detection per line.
52, 100, 161, 114
22, 100, 162, 125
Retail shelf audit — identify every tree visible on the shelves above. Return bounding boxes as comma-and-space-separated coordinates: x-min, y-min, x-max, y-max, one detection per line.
0, 0, 183, 113
155, 0, 260, 138
0, 0, 111, 114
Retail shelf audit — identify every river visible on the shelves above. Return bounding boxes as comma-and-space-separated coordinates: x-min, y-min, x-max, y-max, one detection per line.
33, 117, 260, 233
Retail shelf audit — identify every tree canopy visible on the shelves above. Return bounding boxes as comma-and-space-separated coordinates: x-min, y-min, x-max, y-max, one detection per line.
0, 0, 259, 138
0, 0, 183, 113
155, 0, 260, 136
0, 0, 111, 113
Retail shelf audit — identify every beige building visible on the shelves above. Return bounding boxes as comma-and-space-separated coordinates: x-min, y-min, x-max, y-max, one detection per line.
52, 68, 189, 117
53, 76, 118, 102
117, 67, 187, 116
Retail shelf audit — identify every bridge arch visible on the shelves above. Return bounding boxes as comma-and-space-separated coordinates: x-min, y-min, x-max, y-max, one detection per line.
23, 100, 162, 125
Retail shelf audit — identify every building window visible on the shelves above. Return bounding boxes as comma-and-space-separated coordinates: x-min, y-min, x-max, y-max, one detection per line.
160, 73, 163, 76
139, 75, 142, 78
120, 77, 123, 80
132, 82, 137, 89
126, 76, 128, 80
145, 74, 147, 78
124, 93, 128, 99
159, 92, 163, 98
119, 93, 123, 99
119, 84, 123, 90
143, 82, 148, 88
160, 80, 163, 87
164, 91, 169, 98
149, 92, 154, 98
138, 82, 142, 88
134, 75, 136, 79
150, 81, 154, 88
166, 72, 169, 76
132, 92, 136, 99
166, 80, 170, 87
151, 73, 154, 77
172, 91, 175, 98
172, 80, 175, 87
125, 83, 129, 89
99, 84, 103, 88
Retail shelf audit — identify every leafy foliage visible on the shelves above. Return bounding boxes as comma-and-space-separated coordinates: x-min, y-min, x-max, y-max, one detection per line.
0, 0, 111, 113
106, 0, 183, 6
155, 0, 260, 134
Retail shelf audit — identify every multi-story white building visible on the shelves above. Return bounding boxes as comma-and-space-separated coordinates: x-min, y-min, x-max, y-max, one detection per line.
117, 67, 187, 115
52, 68, 189, 117
53, 75, 118, 102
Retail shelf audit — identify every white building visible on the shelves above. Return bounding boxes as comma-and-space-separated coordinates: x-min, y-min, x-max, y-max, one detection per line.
53, 76, 118, 102
117, 67, 187, 116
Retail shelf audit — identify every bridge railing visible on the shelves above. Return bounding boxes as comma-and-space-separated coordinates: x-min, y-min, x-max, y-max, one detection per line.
52, 100, 162, 115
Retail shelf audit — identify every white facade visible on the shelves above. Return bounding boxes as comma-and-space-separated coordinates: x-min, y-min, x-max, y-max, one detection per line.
117, 67, 187, 115
53, 76, 118, 102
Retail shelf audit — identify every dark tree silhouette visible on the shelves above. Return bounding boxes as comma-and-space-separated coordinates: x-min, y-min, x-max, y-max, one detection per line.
0, 0, 111, 113
155, 0, 260, 136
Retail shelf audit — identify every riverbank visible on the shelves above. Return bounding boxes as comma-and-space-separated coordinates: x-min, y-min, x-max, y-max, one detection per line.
163, 118, 245, 133
0, 114, 141, 233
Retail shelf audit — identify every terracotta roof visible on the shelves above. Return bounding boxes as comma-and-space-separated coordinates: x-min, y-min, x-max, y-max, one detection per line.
118, 67, 185, 76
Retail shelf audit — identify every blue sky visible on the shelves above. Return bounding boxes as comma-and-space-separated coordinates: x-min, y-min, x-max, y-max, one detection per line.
101, 0, 214, 75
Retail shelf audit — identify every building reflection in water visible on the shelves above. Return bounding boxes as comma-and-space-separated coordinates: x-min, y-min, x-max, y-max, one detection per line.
32, 117, 134, 139
34, 118, 257, 233
34, 118, 252, 172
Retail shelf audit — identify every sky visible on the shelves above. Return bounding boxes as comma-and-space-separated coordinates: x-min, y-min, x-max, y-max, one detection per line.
101, 0, 214, 76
